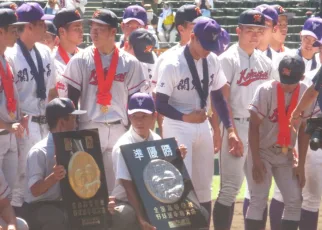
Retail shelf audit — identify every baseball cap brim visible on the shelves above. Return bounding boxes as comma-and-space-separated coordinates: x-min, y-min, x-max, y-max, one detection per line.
128, 108, 153, 115
313, 40, 322, 47
133, 48, 154, 64
11, 22, 28, 26
301, 30, 318, 39
199, 39, 218, 52
238, 23, 267, 28
89, 18, 109, 25
70, 109, 87, 115
123, 17, 144, 26
67, 19, 84, 25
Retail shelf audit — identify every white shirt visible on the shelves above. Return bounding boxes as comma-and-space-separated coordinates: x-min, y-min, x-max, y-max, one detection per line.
219, 43, 273, 118
59, 0, 87, 13
6, 42, 57, 116
112, 127, 161, 201
63, 46, 146, 125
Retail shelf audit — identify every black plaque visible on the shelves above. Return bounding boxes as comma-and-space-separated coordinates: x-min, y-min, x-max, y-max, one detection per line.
120, 138, 208, 230
53, 129, 111, 230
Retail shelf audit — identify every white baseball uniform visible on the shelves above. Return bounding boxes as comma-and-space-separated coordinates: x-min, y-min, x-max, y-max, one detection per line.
156, 48, 227, 203
217, 43, 272, 207
0, 56, 21, 198
5, 42, 57, 207
55, 47, 83, 98
63, 45, 145, 194
246, 80, 309, 221
151, 43, 183, 92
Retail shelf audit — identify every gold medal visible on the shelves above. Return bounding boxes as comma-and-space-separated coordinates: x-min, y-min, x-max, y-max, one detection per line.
282, 146, 288, 154
100, 105, 108, 113
68, 151, 101, 199
9, 112, 15, 120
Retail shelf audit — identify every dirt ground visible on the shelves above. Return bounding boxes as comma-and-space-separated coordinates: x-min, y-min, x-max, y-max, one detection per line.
210, 201, 322, 230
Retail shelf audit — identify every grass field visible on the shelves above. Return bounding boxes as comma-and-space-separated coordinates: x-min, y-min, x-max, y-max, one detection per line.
211, 176, 275, 200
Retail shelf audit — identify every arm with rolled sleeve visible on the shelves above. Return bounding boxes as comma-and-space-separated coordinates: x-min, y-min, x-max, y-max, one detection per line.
27, 149, 57, 197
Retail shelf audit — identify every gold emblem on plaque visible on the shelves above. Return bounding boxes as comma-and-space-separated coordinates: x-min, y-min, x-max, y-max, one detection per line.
100, 105, 108, 113
64, 138, 72, 151
68, 151, 101, 199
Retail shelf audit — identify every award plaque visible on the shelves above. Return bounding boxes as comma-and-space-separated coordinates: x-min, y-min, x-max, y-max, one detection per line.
53, 129, 111, 230
120, 138, 208, 230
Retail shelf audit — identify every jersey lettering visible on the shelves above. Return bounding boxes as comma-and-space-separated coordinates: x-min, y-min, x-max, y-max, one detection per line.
237, 69, 269, 86
177, 77, 190, 91
17, 68, 29, 82
89, 68, 127, 86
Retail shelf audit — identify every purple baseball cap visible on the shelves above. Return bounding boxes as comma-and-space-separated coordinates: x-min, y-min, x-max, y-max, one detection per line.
128, 92, 155, 115
193, 17, 222, 52
255, 4, 278, 25
123, 5, 147, 26
301, 17, 322, 40
213, 28, 230, 56
16, 3, 53, 23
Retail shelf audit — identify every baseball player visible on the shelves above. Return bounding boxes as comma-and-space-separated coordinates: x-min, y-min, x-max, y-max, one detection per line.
246, 54, 310, 230
63, 9, 145, 195
255, 4, 279, 60
41, 21, 59, 51
25, 98, 86, 230
268, 40, 322, 230
53, 9, 83, 98
213, 9, 272, 230
155, 17, 240, 223
123, 28, 156, 94
112, 92, 187, 230
270, 5, 294, 53
0, 10, 30, 230
5, 3, 58, 211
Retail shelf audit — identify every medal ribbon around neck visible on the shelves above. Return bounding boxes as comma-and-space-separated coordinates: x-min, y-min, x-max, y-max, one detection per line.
276, 83, 299, 149
0, 59, 16, 117
58, 45, 78, 64
94, 46, 119, 107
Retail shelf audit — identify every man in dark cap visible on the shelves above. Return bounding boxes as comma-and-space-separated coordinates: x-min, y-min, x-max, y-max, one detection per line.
40, 21, 59, 51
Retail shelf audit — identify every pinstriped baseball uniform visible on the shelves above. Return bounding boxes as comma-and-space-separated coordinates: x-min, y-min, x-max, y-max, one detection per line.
246, 80, 310, 221
217, 43, 272, 207
63, 45, 146, 193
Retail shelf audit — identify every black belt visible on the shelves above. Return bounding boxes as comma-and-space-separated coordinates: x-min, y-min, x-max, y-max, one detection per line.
0, 130, 9, 135
31, 116, 47, 125
234, 118, 250, 121
104, 120, 121, 125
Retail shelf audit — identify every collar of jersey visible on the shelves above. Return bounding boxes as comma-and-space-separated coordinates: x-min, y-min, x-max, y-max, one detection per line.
237, 43, 256, 59
130, 126, 154, 142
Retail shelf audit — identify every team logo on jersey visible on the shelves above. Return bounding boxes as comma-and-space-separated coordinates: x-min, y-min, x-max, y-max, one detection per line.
195, 7, 201, 16
177, 78, 190, 91
136, 97, 146, 106
237, 69, 269, 86
253, 14, 262, 23
144, 45, 153, 53
89, 68, 126, 85
282, 68, 291, 76
268, 106, 290, 123
312, 22, 320, 30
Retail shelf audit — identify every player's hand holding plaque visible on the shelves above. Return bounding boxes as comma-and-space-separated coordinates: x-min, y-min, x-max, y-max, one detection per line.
53, 129, 110, 230
120, 138, 208, 230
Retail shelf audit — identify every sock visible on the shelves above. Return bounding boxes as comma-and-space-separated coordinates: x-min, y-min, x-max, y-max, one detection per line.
245, 219, 264, 230
200, 201, 211, 226
281, 219, 299, 230
269, 198, 284, 230
243, 198, 249, 219
299, 209, 319, 230
213, 201, 231, 230
228, 202, 235, 229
